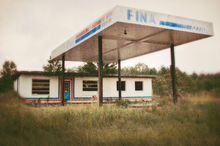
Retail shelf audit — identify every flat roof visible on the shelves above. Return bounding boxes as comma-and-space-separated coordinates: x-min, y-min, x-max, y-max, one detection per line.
17, 71, 156, 78
51, 5, 213, 63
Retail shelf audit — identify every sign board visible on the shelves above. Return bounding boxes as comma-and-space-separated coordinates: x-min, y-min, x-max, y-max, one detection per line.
51, 6, 213, 62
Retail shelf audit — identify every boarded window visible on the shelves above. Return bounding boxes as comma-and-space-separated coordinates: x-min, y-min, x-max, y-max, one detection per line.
135, 81, 143, 91
83, 81, 98, 91
117, 81, 125, 91
32, 79, 50, 94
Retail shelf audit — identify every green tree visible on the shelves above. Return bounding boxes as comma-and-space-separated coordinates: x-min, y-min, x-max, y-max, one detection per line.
121, 63, 150, 75
158, 66, 170, 76
135, 63, 150, 74
72, 62, 118, 74
0, 61, 17, 92
82, 62, 98, 73
153, 76, 171, 96
43, 60, 62, 73
66, 67, 78, 73
103, 63, 117, 74
149, 67, 157, 75
1, 61, 17, 77
121, 63, 220, 96
175, 68, 191, 95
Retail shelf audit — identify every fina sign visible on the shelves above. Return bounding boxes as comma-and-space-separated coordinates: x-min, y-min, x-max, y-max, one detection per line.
127, 9, 156, 24
64, 6, 212, 52
124, 8, 206, 33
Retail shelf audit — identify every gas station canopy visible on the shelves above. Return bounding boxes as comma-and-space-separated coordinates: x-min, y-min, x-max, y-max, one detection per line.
51, 6, 213, 63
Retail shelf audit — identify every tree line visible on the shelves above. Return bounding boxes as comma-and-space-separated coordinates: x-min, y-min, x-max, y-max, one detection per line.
121, 63, 220, 97
43, 60, 220, 97
0, 61, 18, 92
1, 60, 220, 97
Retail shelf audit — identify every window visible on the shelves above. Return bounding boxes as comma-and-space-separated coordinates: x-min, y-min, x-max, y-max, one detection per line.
83, 81, 97, 91
117, 81, 125, 91
135, 81, 143, 91
64, 82, 69, 92
32, 79, 50, 95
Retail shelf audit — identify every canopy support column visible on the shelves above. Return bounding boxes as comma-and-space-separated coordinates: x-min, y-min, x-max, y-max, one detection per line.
118, 59, 122, 100
98, 36, 103, 107
170, 44, 177, 104
62, 53, 65, 106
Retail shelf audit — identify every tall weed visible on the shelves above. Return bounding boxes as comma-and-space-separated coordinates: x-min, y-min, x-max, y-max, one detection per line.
0, 91, 220, 146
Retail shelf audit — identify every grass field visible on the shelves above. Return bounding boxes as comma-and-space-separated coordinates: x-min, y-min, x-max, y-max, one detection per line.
0, 91, 220, 146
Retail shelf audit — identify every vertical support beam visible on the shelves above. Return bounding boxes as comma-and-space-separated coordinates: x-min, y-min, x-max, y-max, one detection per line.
170, 44, 177, 104
98, 36, 103, 107
62, 54, 65, 106
118, 59, 122, 100
91, 95, 94, 107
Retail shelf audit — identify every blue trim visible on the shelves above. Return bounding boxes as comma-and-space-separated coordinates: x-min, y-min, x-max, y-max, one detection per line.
122, 96, 152, 99
73, 96, 152, 100
25, 96, 152, 100
75, 25, 101, 44
26, 97, 59, 100
159, 21, 192, 30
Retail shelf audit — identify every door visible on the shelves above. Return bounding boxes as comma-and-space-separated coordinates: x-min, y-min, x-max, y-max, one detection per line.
64, 81, 70, 101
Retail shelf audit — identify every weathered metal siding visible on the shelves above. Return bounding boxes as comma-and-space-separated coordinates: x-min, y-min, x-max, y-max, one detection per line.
18, 75, 59, 99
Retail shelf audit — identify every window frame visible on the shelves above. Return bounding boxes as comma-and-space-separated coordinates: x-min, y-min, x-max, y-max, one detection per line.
83, 80, 98, 91
64, 81, 70, 92
32, 79, 50, 95
117, 81, 126, 91
135, 81, 143, 91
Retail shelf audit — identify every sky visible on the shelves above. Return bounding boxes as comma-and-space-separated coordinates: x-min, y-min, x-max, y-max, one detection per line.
0, 0, 220, 75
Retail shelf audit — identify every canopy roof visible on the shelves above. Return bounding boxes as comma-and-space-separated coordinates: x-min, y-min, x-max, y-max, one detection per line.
51, 6, 213, 63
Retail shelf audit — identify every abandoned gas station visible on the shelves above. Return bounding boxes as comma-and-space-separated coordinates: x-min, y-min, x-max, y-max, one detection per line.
51, 6, 213, 106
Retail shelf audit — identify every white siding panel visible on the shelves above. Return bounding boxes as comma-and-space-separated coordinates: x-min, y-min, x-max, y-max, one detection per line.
75, 77, 98, 97
17, 74, 152, 99
75, 77, 152, 98
103, 78, 118, 97
19, 75, 59, 98
103, 77, 152, 98
50, 77, 59, 98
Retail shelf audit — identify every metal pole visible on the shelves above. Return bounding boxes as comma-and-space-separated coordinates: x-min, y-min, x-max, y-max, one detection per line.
118, 59, 122, 100
170, 44, 177, 104
62, 54, 65, 106
98, 36, 103, 107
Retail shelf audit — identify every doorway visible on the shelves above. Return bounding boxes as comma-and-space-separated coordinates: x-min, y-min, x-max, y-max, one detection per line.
64, 81, 70, 101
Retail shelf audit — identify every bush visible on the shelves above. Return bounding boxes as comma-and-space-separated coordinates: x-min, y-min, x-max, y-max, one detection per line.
211, 88, 220, 97
157, 96, 173, 106
116, 99, 130, 108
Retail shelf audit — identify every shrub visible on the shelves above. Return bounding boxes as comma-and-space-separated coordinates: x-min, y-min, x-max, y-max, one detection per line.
116, 100, 130, 108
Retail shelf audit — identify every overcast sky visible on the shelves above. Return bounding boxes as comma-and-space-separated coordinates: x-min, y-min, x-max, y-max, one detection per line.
0, 0, 220, 74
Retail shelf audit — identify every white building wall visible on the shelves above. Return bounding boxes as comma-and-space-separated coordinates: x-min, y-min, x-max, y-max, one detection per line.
103, 78, 117, 97
18, 75, 59, 98
14, 75, 152, 99
75, 77, 98, 97
103, 77, 152, 98
75, 77, 152, 98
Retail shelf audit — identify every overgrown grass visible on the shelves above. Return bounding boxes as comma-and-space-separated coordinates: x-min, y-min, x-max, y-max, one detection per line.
0, 91, 220, 146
